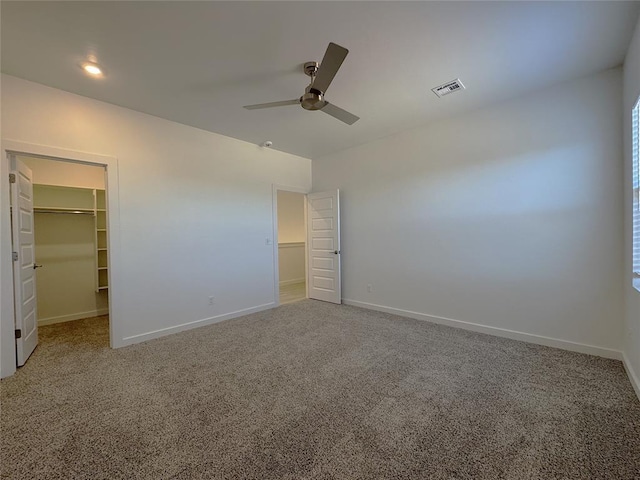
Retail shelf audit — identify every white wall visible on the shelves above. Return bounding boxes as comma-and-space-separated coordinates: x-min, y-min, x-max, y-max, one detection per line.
277, 190, 305, 285
32, 211, 109, 324
278, 244, 305, 285
623, 17, 640, 396
0, 75, 311, 378
313, 68, 624, 358
19, 155, 105, 189
277, 190, 305, 243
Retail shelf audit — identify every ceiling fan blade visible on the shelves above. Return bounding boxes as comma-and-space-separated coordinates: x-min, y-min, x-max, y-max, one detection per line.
243, 99, 299, 110
320, 102, 359, 125
313, 42, 349, 94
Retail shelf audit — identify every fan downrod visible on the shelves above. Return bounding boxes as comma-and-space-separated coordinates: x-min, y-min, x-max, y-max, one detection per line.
300, 61, 324, 110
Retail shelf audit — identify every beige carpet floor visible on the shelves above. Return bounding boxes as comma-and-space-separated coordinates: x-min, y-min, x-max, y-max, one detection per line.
1, 300, 640, 479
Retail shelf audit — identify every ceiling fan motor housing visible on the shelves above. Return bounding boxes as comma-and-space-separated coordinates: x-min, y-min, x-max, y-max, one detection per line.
300, 88, 324, 111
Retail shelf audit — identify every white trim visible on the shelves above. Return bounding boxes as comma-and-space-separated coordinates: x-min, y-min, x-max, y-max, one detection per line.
279, 278, 305, 287
622, 351, 640, 401
272, 184, 309, 307
120, 302, 275, 346
3, 141, 115, 166
1, 141, 121, 377
38, 309, 109, 326
278, 242, 305, 248
343, 299, 622, 360
632, 97, 640, 292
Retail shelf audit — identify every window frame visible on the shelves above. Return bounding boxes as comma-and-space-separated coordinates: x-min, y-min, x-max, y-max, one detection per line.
633, 95, 640, 291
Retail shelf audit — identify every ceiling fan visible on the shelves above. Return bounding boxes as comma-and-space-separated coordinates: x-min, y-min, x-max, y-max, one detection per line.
243, 42, 359, 125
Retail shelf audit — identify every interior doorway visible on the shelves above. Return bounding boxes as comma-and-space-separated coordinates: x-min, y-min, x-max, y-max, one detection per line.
272, 186, 342, 306
276, 190, 307, 304
9, 154, 110, 367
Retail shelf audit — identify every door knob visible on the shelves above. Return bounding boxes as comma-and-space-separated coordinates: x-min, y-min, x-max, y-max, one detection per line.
33, 263, 43, 269
334, 250, 340, 255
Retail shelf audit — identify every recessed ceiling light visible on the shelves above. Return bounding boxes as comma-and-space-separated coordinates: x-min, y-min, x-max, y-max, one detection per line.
82, 62, 103, 77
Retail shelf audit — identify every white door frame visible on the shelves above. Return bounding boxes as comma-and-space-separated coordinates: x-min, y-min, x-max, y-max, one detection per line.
271, 184, 309, 306
0, 141, 121, 378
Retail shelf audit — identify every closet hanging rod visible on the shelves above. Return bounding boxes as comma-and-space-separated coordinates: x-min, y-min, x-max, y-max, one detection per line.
34, 209, 95, 216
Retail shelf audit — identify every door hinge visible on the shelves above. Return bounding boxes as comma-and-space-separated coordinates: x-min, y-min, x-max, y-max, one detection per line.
15, 329, 21, 339
12, 252, 18, 261
9, 173, 16, 184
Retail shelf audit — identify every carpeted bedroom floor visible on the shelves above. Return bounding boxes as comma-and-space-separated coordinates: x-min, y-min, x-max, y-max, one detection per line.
2, 300, 640, 479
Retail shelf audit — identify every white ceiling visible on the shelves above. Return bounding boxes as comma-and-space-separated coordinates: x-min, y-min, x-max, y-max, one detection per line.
2, 1, 639, 159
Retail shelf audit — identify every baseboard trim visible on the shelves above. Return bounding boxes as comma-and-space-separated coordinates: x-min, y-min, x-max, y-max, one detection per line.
343, 299, 622, 360
279, 278, 305, 287
622, 352, 640, 401
38, 308, 110, 326
119, 302, 276, 347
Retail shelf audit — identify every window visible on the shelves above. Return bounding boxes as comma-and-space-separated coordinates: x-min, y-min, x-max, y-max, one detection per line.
634, 98, 640, 290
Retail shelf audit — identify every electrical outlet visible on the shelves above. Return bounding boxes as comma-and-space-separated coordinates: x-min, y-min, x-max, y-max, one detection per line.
208, 296, 215, 306
367, 284, 372, 293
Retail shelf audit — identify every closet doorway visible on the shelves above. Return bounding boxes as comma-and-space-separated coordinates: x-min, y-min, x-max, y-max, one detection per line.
274, 188, 307, 305
11, 154, 110, 366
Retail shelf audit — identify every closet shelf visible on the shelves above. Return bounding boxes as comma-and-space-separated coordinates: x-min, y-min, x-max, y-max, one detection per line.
95, 189, 108, 293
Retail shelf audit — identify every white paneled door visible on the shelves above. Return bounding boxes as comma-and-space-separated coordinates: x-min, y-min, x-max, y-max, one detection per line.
307, 190, 341, 304
10, 156, 38, 366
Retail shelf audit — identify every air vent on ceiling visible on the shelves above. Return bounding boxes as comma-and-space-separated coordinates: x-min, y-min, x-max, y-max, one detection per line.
431, 79, 465, 98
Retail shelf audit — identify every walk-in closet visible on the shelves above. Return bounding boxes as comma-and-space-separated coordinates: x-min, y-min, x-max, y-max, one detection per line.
20, 156, 109, 327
